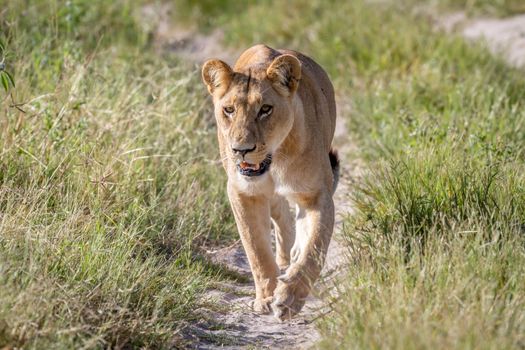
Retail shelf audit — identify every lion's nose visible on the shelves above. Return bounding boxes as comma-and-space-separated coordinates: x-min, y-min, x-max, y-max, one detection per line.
231, 143, 256, 157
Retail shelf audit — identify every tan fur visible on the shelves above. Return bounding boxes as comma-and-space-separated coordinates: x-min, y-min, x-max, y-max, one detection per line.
202, 44, 336, 320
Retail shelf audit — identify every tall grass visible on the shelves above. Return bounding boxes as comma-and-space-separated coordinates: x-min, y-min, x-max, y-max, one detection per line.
1, 1, 234, 348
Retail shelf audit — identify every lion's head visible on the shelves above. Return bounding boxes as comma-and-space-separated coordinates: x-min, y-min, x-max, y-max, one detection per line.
202, 52, 301, 177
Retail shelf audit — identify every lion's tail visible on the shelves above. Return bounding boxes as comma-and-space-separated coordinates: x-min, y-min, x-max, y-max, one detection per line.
329, 148, 340, 195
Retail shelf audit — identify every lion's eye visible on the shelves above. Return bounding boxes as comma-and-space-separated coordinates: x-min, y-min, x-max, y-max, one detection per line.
223, 106, 235, 116
259, 104, 273, 118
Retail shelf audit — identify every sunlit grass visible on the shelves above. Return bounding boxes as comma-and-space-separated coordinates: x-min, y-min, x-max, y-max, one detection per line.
1, 1, 235, 348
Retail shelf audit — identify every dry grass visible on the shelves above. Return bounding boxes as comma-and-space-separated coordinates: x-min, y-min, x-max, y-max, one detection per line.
1, 1, 235, 348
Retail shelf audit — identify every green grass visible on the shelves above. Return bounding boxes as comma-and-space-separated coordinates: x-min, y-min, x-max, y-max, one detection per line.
0, 1, 235, 348
205, 0, 525, 348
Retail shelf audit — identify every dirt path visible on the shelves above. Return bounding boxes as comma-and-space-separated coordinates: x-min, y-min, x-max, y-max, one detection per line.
436, 11, 525, 68
141, 5, 359, 349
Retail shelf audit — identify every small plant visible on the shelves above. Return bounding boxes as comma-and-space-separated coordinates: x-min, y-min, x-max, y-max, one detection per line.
0, 37, 15, 93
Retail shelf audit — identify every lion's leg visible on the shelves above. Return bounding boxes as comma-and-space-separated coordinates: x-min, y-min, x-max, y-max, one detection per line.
227, 184, 279, 314
271, 195, 295, 271
272, 191, 334, 320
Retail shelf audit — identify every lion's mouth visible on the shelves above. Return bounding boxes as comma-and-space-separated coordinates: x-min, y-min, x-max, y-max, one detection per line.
237, 154, 272, 177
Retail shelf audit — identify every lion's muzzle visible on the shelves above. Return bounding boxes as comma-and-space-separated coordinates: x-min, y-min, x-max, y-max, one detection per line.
236, 154, 272, 177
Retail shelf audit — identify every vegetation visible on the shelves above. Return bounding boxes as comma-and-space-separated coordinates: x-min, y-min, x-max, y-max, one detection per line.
1, 1, 235, 348
2, 0, 524, 349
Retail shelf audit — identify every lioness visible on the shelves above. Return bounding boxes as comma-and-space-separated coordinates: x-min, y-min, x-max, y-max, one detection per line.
202, 44, 338, 320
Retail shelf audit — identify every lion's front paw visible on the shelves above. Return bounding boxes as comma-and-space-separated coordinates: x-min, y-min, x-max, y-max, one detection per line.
271, 272, 311, 321
251, 296, 273, 314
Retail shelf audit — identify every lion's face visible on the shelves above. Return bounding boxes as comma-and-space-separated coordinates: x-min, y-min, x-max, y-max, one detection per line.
213, 74, 295, 177
202, 55, 301, 177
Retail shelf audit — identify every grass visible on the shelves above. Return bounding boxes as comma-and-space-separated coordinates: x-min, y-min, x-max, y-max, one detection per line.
202, 0, 525, 348
1, 1, 235, 348
2, 0, 525, 349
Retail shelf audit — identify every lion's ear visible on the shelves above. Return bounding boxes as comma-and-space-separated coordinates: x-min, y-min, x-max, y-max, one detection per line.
266, 54, 301, 97
202, 59, 233, 96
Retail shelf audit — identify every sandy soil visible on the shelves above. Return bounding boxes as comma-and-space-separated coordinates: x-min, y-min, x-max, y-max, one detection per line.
438, 12, 525, 68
